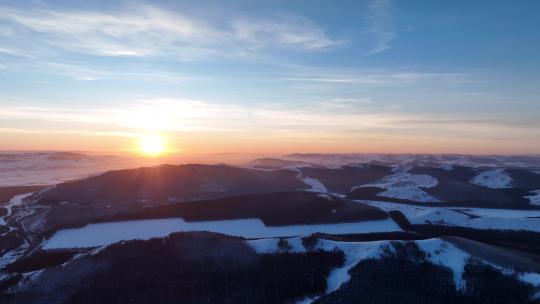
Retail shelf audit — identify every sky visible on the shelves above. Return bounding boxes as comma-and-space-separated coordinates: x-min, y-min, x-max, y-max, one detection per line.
0, 0, 539, 155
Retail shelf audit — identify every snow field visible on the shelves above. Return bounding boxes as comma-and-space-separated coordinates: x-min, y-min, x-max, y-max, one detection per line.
353, 166, 439, 202
301, 177, 328, 193
526, 190, 540, 206
470, 169, 512, 189
43, 217, 402, 249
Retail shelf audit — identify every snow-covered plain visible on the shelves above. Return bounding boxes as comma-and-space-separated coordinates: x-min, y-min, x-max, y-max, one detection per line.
43, 218, 402, 249
470, 169, 512, 189
363, 200, 540, 232
353, 166, 439, 202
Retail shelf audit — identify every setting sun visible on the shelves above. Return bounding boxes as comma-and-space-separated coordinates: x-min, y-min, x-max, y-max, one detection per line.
138, 134, 167, 156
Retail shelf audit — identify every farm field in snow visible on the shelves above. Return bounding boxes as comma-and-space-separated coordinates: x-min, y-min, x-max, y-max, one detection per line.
43, 217, 402, 249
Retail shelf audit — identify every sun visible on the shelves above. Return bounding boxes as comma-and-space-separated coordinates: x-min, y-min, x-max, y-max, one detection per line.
138, 134, 167, 156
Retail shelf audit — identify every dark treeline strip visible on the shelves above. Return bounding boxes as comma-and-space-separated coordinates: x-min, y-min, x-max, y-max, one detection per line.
4, 251, 78, 273
109, 191, 388, 226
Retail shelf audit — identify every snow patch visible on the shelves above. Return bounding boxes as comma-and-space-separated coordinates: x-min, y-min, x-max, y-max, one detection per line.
470, 169, 512, 189
0, 243, 29, 270
520, 272, 540, 287
353, 167, 439, 202
440, 164, 454, 171
526, 190, 540, 206
519, 273, 540, 299
416, 238, 470, 290
301, 177, 327, 193
1, 192, 35, 238
2, 193, 34, 217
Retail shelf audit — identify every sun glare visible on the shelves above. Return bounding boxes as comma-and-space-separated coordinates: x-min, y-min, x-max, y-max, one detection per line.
138, 134, 167, 156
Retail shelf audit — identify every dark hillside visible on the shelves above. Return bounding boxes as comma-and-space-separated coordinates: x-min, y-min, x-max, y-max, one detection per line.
33, 164, 308, 205
120, 191, 388, 226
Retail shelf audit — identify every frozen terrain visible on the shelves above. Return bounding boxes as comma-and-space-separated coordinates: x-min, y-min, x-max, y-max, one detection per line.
0, 192, 33, 225
283, 153, 540, 170
43, 217, 402, 249
353, 166, 439, 202
301, 177, 328, 193
454, 207, 540, 218
526, 190, 540, 206
249, 237, 393, 301
363, 200, 540, 232
470, 169, 512, 189
249, 237, 540, 301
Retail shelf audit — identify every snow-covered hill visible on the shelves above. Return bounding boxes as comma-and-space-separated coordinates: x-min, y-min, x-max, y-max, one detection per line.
470, 169, 513, 188
353, 166, 439, 202
248, 236, 540, 302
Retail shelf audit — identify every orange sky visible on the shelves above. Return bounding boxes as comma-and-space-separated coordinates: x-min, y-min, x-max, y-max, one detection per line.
2, 129, 539, 156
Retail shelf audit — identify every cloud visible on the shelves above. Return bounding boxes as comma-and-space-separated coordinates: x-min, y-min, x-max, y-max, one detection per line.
283, 70, 473, 85
42, 62, 191, 83
231, 15, 337, 50
365, 0, 395, 54
0, 98, 401, 135
0, 3, 337, 58
2, 97, 537, 142
319, 98, 373, 110
0, 47, 31, 58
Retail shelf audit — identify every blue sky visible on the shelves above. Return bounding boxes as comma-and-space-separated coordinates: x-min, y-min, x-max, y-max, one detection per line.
0, 0, 539, 154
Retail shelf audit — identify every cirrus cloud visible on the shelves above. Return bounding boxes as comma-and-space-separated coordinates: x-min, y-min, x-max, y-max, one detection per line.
0, 3, 338, 59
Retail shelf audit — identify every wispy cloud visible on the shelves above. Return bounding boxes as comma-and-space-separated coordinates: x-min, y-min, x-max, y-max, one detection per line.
365, 0, 395, 54
0, 98, 405, 134
2, 97, 537, 141
42, 62, 191, 83
231, 15, 338, 50
283, 70, 474, 85
0, 3, 337, 59
0, 58, 192, 83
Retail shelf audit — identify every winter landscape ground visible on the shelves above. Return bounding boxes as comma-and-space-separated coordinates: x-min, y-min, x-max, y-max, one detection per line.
1, 152, 540, 303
